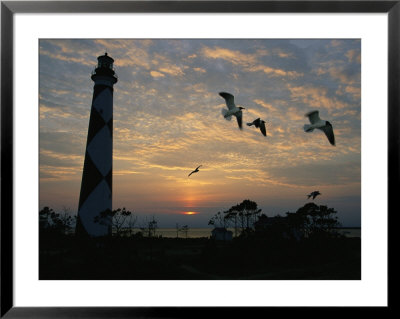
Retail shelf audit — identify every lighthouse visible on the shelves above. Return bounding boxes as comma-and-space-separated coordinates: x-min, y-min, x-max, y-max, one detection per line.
76, 53, 118, 237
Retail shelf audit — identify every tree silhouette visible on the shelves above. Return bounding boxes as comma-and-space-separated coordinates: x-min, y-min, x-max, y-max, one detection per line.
229, 199, 261, 233
59, 207, 76, 233
208, 211, 226, 228
39, 206, 74, 235
126, 213, 138, 236
241, 199, 262, 229
94, 207, 135, 236
39, 206, 55, 230
147, 216, 158, 237
209, 199, 261, 237
291, 203, 341, 239
180, 225, 189, 239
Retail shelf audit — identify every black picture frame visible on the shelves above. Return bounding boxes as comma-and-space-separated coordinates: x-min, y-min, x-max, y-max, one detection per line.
1, 1, 395, 317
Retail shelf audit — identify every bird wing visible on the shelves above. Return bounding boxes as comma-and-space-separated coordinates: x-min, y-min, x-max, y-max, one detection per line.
305, 110, 320, 124
320, 123, 335, 146
235, 110, 243, 129
247, 118, 259, 127
259, 121, 267, 136
219, 92, 235, 110
188, 165, 201, 176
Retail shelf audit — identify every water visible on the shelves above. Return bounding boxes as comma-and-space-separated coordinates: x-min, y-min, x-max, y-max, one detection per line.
337, 228, 361, 238
152, 228, 361, 239
153, 228, 213, 238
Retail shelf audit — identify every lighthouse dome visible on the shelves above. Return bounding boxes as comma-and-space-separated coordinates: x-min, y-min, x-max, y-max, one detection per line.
97, 52, 114, 69
91, 52, 118, 84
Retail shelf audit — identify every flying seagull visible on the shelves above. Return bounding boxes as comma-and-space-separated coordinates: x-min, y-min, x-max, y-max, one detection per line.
303, 110, 335, 146
307, 191, 321, 200
219, 92, 245, 129
247, 118, 267, 136
188, 165, 202, 177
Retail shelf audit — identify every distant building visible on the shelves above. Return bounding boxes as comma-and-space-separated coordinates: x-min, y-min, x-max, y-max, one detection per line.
211, 227, 233, 241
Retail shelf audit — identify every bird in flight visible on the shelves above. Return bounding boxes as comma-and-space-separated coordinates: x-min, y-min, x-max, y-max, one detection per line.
307, 191, 321, 200
188, 165, 202, 177
303, 110, 335, 146
247, 118, 267, 136
219, 92, 245, 129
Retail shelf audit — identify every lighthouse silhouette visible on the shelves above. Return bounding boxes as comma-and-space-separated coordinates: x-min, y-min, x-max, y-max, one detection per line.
76, 53, 118, 237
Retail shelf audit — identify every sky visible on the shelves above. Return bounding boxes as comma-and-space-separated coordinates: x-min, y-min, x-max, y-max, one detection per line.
39, 39, 361, 228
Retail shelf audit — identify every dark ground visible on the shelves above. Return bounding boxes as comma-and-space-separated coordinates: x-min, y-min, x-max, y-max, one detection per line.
39, 233, 361, 280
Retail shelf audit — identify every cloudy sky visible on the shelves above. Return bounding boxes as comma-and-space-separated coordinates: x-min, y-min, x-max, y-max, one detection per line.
39, 39, 361, 228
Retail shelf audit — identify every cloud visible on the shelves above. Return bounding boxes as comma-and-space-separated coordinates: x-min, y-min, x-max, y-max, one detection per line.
272, 48, 294, 58
202, 46, 258, 66
40, 150, 82, 168
40, 48, 93, 67
150, 70, 165, 78
202, 46, 303, 79
270, 161, 361, 187
94, 39, 153, 69
248, 65, 303, 78
39, 147, 83, 181
344, 85, 361, 100
158, 65, 185, 77
330, 40, 343, 48
345, 49, 361, 63
193, 67, 206, 73
40, 131, 85, 156
39, 39, 361, 226
327, 66, 360, 85
287, 84, 350, 111
253, 99, 281, 113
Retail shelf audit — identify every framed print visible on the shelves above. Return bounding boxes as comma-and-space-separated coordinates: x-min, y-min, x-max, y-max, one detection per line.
1, 0, 395, 317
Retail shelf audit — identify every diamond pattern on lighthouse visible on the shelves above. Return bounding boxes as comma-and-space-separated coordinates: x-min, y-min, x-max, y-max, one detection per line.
78, 152, 104, 210
78, 179, 112, 237
76, 53, 117, 237
87, 125, 112, 176
86, 107, 106, 145
77, 85, 113, 236
93, 87, 113, 123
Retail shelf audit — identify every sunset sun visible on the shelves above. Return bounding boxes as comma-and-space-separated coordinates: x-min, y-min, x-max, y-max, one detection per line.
183, 211, 198, 215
